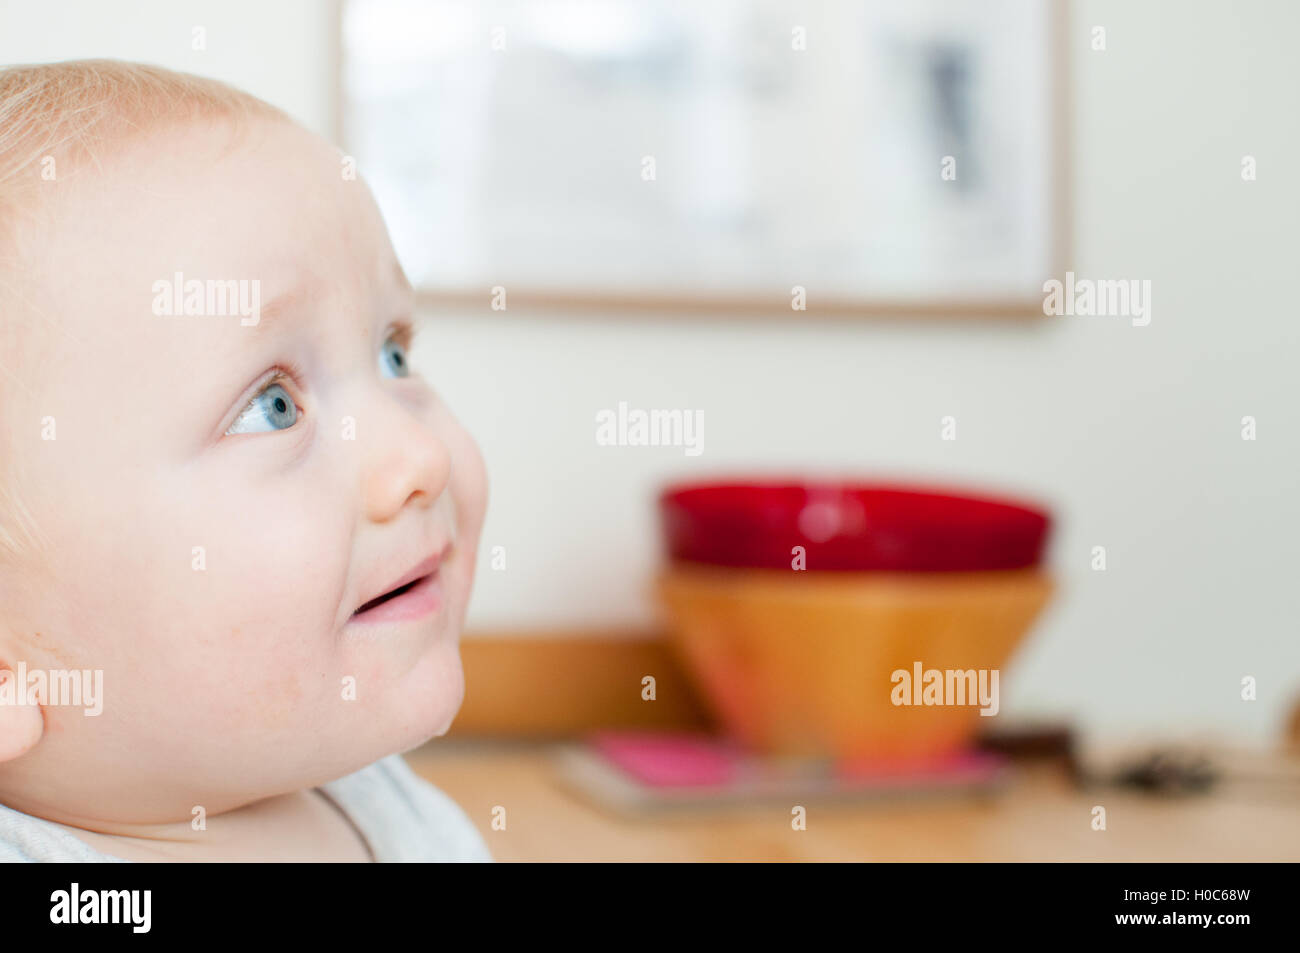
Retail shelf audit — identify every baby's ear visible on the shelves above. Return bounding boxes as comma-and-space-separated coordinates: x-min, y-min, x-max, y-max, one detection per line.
0, 658, 44, 763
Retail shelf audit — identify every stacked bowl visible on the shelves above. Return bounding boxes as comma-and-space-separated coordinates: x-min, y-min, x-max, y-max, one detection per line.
656, 480, 1054, 763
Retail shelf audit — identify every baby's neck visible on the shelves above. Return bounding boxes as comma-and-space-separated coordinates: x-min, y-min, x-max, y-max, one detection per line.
44, 789, 373, 862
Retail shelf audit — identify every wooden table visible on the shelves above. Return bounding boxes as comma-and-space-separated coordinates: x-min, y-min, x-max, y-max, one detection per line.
406, 740, 1300, 862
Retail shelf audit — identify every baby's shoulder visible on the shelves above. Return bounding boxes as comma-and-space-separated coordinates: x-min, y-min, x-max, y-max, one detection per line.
0, 800, 128, 863
320, 753, 493, 863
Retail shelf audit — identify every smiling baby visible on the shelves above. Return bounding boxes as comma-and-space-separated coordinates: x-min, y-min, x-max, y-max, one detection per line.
0, 60, 492, 861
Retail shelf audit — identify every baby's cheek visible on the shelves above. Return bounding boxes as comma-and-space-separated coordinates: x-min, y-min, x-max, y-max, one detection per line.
200, 492, 347, 632
157, 619, 336, 754
164, 542, 346, 715
445, 421, 488, 549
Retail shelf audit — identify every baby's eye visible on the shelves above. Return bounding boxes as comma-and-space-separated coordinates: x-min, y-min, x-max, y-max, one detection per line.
379, 333, 410, 379
226, 381, 299, 435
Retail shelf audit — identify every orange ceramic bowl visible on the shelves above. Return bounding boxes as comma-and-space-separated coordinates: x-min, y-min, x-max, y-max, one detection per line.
656, 564, 1053, 762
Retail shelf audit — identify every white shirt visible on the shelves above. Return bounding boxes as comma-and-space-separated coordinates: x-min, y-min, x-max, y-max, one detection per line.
0, 754, 493, 863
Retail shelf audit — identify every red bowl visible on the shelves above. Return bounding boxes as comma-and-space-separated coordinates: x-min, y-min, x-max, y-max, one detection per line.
659, 479, 1051, 572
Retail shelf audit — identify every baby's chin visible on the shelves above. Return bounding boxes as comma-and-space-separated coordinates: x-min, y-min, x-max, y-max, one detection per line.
277, 638, 464, 795
375, 636, 467, 753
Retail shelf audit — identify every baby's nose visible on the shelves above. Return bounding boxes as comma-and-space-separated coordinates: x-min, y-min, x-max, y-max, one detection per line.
360, 402, 451, 523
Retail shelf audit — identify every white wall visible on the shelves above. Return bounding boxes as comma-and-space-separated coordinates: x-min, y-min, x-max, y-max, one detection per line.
0, 0, 335, 136
5, 0, 1296, 745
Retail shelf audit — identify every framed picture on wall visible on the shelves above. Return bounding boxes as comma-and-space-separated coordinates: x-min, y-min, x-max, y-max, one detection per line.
339, 0, 1068, 316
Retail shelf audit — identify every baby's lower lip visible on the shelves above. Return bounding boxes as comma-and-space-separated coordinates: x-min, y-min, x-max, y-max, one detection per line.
349, 572, 443, 625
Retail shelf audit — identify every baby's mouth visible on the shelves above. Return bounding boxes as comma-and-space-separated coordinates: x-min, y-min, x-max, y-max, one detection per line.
349, 570, 443, 624
349, 548, 449, 625
354, 576, 423, 615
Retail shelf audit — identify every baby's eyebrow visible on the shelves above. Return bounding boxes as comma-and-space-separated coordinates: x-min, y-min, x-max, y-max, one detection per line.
252, 281, 321, 332
254, 262, 410, 333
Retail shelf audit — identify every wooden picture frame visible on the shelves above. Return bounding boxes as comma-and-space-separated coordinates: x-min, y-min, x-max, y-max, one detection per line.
337, 0, 1070, 318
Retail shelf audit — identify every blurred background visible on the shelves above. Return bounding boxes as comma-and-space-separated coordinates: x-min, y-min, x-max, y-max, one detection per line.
5, 0, 1297, 860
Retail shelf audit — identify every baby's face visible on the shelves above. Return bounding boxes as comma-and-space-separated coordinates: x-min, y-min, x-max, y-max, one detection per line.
0, 119, 487, 821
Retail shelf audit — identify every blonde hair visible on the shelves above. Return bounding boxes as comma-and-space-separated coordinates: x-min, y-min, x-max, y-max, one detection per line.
0, 60, 288, 563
